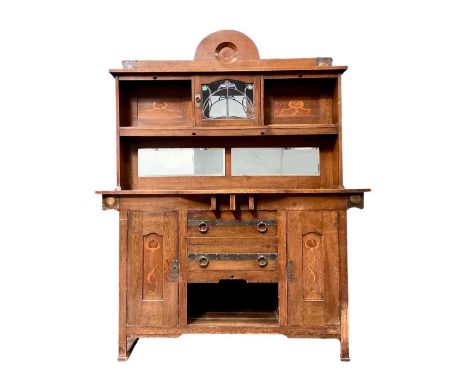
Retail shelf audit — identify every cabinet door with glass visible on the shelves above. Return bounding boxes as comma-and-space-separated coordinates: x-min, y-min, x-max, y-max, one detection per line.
194, 75, 261, 127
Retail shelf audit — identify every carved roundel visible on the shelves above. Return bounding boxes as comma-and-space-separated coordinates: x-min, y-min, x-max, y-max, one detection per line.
215, 42, 239, 63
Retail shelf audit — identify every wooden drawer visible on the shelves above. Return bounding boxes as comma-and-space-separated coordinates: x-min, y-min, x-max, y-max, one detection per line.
187, 270, 278, 283
187, 210, 277, 238
188, 242, 278, 272
188, 254, 278, 272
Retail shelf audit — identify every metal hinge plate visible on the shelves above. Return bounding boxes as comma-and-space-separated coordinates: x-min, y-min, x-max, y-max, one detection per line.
287, 260, 294, 281
171, 260, 179, 282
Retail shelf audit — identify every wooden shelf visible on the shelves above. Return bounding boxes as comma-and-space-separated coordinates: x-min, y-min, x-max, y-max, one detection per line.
110, 59, 347, 75
188, 311, 279, 327
96, 188, 370, 196
263, 124, 338, 134
119, 124, 338, 137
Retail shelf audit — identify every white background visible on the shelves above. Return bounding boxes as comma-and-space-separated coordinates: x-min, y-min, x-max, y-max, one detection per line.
1, 0, 467, 380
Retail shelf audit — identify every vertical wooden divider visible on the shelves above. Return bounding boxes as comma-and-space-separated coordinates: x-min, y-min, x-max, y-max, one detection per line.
210, 196, 217, 210
248, 195, 255, 210
229, 194, 236, 210
178, 210, 188, 326
225, 148, 232, 176
278, 210, 287, 326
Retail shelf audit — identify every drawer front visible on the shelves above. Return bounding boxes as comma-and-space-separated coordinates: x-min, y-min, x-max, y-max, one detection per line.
187, 242, 278, 272
188, 253, 278, 272
187, 211, 277, 238
187, 270, 278, 283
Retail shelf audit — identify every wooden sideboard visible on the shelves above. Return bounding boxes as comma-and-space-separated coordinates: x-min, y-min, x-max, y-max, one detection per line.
97, 30, 369, 361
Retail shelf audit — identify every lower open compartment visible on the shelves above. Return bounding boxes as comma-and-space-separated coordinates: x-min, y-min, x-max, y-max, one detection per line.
187, 280, 279, 326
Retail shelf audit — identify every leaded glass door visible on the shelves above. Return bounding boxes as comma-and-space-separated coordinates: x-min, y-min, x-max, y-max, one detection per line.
194, 75, 260, 126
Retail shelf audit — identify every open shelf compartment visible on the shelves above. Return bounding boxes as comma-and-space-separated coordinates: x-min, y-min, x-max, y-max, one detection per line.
264, 77, 338, 126
187, 280, 279, 326
119, 80, 192, 128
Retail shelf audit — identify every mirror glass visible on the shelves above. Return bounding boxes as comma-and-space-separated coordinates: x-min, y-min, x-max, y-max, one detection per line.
138, 148, 225, 177
231, 147, 320, 176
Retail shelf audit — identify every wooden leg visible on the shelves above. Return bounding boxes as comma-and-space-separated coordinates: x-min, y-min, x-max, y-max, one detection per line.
340, 305, 350, 361
338, 211, 350, 362
118, 337, 139, 361
118, 212, 131, 361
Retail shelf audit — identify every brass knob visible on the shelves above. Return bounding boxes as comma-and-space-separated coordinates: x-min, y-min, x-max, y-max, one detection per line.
257, 255, 268, 268
198, 222, 209, 233
199, 256, 209, 268
257, 221, 268, 233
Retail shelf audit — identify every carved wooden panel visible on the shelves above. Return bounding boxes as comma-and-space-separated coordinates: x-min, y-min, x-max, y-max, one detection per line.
143, 233, 163, 300
287, 210, 339, 326
272, 98, 319, 119
302, 232, 324, 301
136, 96, 189, 126
127, 210, 178, 326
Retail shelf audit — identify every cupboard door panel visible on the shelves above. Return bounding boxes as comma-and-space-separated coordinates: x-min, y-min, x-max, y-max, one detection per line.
287, 210, 339, 326
142, 233, 163, 300
302, 232, 324, 301
127, 210, 178, 326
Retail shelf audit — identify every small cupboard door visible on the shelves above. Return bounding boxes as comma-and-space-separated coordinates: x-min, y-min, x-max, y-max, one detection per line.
287, 210, 340, 326
127, 211, 178, 326
194, 75, 261, 127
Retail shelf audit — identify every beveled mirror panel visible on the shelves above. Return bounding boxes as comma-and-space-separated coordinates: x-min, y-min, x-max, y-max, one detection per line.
231, 147, 320, 176
138, 148, 225, 177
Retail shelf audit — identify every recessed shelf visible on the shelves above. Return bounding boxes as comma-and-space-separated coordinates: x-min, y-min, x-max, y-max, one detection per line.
187, 281, 279, 327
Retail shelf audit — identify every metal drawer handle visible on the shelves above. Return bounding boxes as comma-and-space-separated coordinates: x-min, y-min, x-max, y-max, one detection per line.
198, 221, 209, 233
199, 256, 209, 268
257, 255, 268, 267
257, 221, 268, 233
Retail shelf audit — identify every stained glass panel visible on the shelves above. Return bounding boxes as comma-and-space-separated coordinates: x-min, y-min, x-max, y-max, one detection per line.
202, 79, 254, 119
